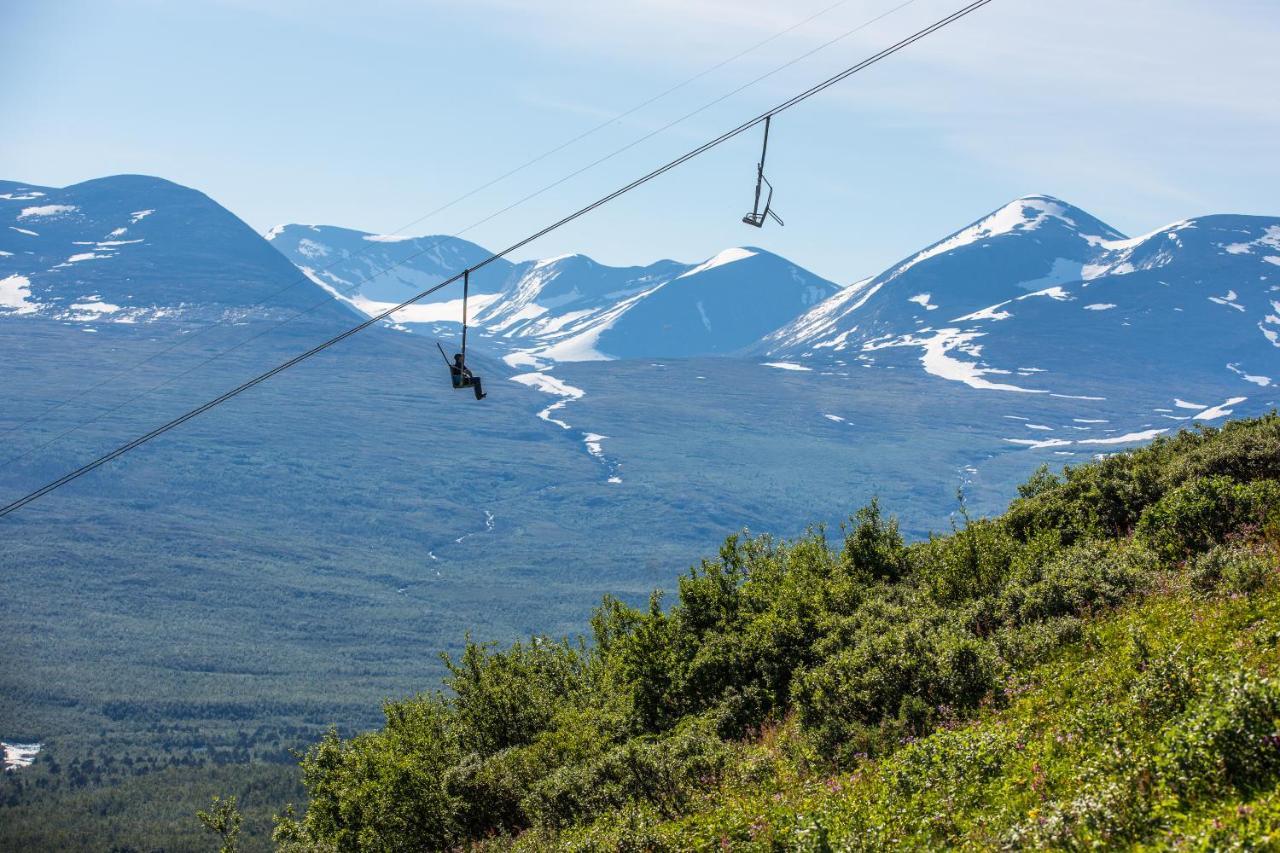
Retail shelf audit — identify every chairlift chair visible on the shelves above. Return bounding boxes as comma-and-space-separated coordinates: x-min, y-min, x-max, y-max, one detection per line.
437, 269, 487, 400
742, 115, 784, 228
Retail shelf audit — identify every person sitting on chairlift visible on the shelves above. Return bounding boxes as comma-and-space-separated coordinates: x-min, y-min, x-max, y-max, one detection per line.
450, 352, 485, 400
439, 269, 486, 401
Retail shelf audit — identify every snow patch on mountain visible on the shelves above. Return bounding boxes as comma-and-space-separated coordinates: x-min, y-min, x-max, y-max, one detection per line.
1228, 363, 1271, 387
1209, 290, 1245, 312
954, 301, 1013, 323
300, 266, 499, 324
676, 247, 755, 279
18, 204, 76, 219
1078, 428, 1168, 445
0, 275, 40, 314
57, 251, 112, 266
1007, 427, 1171, 451
864, 328, 1047, 394
908, 293, 938, 311
1222, 225, 1280, 256
1193, 397, 1247, 420
509, 371, 585, 430
509, 372, 585, 399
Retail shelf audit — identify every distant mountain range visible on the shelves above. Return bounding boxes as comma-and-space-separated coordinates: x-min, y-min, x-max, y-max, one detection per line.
264, 193, 1277, 407
762, 195, 1279, 400
268, 226, 839, 363
6, 178, 1274, 406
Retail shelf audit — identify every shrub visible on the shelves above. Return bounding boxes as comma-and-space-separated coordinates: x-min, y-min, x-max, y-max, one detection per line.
996, 541, 1142, 625
280, 415, 1280, 851
287, 700, 462, 852
1137, 477, 1280, 562
1190, 544, 1275, 595
444, 636, 589, 756
523, 715, 728, 829
841, 498, 908, 582
1128, 647, 1197, 727
1157, 672, 1280, 801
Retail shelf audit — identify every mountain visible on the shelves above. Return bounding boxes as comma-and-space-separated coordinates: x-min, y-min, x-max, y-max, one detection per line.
264, 224, 512, 324
762, 195, 1280, 401
474, 247, 838, 361
564, 247, 839, 360
0, 175, 359, 325
268, 225, 841, 361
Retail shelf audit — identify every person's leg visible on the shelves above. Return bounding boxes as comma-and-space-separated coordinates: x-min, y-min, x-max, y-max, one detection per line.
473, 376, 485, 399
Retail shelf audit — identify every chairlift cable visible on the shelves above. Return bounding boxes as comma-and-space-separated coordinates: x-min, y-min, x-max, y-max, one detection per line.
0, 0, 995, 519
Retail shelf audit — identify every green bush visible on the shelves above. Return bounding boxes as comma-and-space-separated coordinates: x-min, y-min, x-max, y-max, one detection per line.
523, 714, 728, 830
1191, 544, 1276, 595
1158, 672, 1280, 800
1137, 477, 1280, 562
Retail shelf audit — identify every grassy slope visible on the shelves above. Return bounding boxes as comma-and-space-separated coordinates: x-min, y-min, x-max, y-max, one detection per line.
272, 414, 1280, 852
541, 575, 1280, 850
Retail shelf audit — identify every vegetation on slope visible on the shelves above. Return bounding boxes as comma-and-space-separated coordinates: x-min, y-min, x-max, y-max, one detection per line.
269, 414, 1280, 851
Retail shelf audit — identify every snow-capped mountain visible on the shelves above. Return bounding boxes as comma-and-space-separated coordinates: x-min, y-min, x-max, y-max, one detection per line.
268, 224, 840, 361
0, 175, 358, 325
763, 195, 1279, 399
266, 224, 513, 325
478, 247, 838, 361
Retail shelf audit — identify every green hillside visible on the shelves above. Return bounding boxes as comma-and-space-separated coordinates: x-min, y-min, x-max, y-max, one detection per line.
266, 414, 1280, 851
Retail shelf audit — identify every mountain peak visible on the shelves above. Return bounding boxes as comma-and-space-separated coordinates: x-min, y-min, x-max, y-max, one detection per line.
882, 196, 1126, 283
987, 195, 1119, 238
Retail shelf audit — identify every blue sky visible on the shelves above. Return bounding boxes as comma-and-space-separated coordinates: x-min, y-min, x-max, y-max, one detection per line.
3, 0, 1278, 283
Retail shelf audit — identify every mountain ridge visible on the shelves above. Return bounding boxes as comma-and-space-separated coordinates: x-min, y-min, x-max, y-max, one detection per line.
761, 195, 1280, 403
267, 224, 842, 362
1, 174, 359, 325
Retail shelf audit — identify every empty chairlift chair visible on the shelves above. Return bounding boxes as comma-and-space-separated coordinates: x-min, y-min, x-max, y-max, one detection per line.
742, 116, 784, 228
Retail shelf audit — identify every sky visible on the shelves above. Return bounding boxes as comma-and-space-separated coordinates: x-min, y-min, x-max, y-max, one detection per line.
2, 0, 1279, 284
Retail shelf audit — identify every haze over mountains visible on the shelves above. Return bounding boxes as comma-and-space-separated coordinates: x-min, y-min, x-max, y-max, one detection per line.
4, 175, 1274, 465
